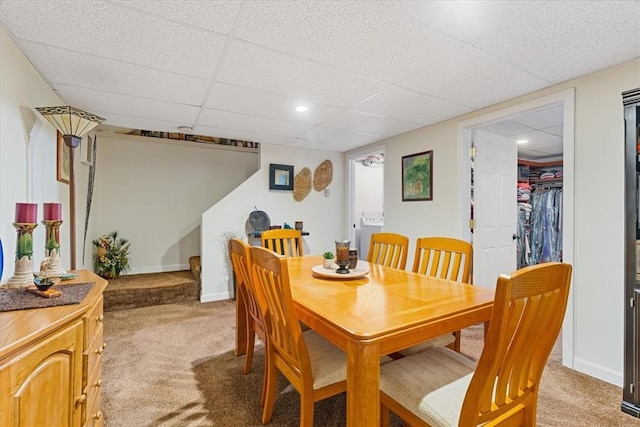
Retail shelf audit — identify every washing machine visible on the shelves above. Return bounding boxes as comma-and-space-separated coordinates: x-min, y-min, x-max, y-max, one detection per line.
359, 211, 384, 255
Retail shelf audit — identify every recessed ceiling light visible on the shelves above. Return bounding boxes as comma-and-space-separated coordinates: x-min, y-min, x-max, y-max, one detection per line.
295, 105, 308, 112
517, 139, 529, 144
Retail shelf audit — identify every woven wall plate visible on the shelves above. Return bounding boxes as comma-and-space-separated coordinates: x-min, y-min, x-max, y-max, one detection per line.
293, 167, 312, 202
313, 159, 333, 191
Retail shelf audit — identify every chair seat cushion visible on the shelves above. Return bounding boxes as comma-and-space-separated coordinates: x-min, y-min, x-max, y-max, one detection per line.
380, 347, 476, 427
397, 333, 456, 357
303, 330, 347, 390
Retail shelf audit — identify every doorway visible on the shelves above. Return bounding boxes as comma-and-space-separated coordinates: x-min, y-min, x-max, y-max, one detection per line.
348, 150, 385, 255
460, 88, 575, 368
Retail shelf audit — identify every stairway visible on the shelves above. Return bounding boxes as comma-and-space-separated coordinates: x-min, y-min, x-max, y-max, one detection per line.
103, 269, 200, 312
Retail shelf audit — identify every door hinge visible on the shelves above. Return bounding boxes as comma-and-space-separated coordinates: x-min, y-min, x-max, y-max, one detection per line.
469, 219, 475, 230
630, 383, 635, 394
469, 146, 477, 157
631, 297, 636, 309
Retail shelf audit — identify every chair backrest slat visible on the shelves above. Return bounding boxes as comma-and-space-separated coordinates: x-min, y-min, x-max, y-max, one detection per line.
229, 238, 264, 329
250, 246, 312, 382
367, 232, 409, 270
460, 262, 572, 425
412, 237, 472, 283
261, 229, 303, 257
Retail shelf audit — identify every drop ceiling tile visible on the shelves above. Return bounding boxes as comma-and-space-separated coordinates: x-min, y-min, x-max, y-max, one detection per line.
479, 120, 535, 137
287, 137, 364, 153
322, 110, 420, 138
472, 1, 640, 83
111, 0, 242, 34
400, 46, 551, 109
354, 86, 473, 126
218, 40, 388, 108
511, 104, 564, 129
544, 125, 564, 137
518, 148, 554, 161
198, 109, 313, 138
19, 41, 209, 105
235, 1, 465, 82
56, 85, 200, 124
205, 83, 344, 125
93, 111, 191, 133
297, 126, 381, 147
511, 131, 562, 151
0, 0, 226, 78
381, 1, 543, 43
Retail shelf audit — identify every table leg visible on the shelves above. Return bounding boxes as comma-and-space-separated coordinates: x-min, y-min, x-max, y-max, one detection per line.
234, 290, 247, 356
347, 340, 379, 426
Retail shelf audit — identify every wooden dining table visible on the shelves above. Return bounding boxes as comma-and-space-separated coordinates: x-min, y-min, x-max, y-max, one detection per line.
235, 254, 494, 427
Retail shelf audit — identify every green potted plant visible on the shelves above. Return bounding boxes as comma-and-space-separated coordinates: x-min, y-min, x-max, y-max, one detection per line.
322, 251, 335, 269
92, 231, 131, 279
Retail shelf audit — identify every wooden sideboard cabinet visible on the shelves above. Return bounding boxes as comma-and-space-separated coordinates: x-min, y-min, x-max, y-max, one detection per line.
0, 271, 108, 427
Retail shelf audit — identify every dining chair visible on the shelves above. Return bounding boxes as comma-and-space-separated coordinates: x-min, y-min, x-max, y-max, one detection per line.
405, 236, 473, 353
249, 246, 347, 426
366, 232, 409, 270
379, 262, 572, 427
260, 229, 303, 257
229, 238, 269, 407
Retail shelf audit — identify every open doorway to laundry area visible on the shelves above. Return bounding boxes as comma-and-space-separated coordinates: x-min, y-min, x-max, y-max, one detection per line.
461, 88, 575, 368
349, 151, 384, 257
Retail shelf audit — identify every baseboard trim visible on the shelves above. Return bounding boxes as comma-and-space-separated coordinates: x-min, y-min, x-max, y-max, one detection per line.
201, 291, 231, 303
573, 357, 623, 387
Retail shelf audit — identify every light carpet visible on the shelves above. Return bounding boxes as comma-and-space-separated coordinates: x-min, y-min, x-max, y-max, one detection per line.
102, 300, 640, 426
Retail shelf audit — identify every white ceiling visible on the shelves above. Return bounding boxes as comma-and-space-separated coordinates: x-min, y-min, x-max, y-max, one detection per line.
1, 1, 638, 153
480, 103, 564, 160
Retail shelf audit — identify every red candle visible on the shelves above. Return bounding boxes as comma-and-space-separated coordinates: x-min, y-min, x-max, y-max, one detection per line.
44, 202, 62, 220
15, 202, 37, 223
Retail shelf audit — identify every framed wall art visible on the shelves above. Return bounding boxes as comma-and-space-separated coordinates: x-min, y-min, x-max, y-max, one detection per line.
269, 163, 294, 190
402, 150, 433, 201
56, 131, 70, 184
80, 134, 94, 166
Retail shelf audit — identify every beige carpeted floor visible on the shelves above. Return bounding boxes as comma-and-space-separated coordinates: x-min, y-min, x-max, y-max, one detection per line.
102, 300, 640, 426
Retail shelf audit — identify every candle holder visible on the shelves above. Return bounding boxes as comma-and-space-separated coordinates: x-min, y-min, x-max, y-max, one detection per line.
42, 219, 67, 276
335, 240, 351, 274
4, 223, 38, 288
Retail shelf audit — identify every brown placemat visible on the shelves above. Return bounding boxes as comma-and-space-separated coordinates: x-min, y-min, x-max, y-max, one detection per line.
0, 282, 94, 312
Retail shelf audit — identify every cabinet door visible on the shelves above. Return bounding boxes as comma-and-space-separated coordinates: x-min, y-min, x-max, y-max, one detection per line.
0, 321, 84, 427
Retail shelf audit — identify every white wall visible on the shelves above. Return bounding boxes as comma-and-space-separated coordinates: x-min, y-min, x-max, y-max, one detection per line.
350, 59, 640, 386
0, 28, 68, 281
201, 144, 345, 301
82, 133, 259, 273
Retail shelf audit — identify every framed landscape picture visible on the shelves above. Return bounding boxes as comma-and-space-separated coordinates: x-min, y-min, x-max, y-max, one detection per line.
269, 164, 294, 190
402, 150, 433, 201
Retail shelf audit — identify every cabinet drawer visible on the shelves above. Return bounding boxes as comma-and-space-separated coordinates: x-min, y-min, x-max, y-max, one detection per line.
84, 296, 104, 348
85, 362, 103, 418
84, 384, 103, 427
83, 323, 104, 383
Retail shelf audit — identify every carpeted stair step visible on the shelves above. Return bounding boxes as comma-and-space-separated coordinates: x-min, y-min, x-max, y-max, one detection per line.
189, 255, 201, 284
104, 270, 199, 311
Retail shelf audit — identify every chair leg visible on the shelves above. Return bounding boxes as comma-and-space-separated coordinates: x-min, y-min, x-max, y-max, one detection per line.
261, 353, 278, 424
244, 328, 256, 374
299, 394, 314, 427
380, 402, 391, 427
453, 330, 461, 353
260, 343, 268, 407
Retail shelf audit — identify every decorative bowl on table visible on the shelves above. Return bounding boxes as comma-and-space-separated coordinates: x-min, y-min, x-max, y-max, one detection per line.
34, 277, 60, 291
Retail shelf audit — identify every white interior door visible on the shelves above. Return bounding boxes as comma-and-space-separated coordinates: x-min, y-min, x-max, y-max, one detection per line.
473, 129, 517, 289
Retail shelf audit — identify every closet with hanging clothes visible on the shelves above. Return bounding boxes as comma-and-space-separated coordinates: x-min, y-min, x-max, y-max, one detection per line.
517, 160, 563, 268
